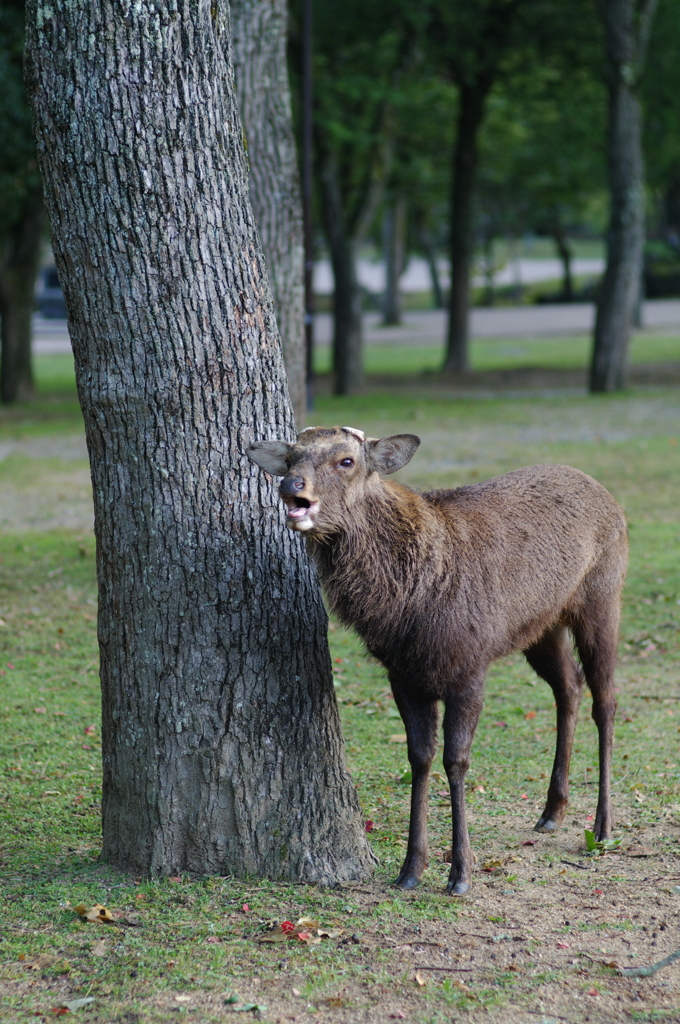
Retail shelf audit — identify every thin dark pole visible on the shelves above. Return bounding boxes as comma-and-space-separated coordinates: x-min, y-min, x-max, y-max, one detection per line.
302, 0, 314, 409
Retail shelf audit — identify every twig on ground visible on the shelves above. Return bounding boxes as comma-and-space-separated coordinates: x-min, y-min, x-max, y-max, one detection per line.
618, 947, 680, 977
523, 1010, 576, 1024
410, 965, 474, 972
631, 694, 680, 700
561, 859, 589, 870
389, 940, 446, 948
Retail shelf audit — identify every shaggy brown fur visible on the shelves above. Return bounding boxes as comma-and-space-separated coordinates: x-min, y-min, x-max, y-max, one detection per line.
247, 426, 628, 895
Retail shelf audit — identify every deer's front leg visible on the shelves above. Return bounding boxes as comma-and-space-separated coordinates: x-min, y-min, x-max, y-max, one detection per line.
443, 684, 484, 895
391, 684, 439, 890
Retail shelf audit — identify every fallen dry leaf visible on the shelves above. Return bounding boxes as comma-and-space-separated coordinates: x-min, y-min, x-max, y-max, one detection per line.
91, 940, 107, 957
296, 916, 319, 930
259, 924, 290, 943
389, 734, 407, 743
175, 994, 192, 1003
24, 954, 70, 973
62, 997, 95, 1012
482, 857, 505, 872
626, 844, 655, 857
74, 903, 114, 924
415, 970, 428, 986
296, 931, 321, 945
292, 988, 302, 997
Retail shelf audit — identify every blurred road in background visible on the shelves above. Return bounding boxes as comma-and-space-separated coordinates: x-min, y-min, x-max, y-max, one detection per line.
33, 298, 680, 355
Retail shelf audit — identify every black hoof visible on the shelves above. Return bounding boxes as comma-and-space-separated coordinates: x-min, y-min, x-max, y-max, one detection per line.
446, 879, 470, 896
394, 873, 421, 890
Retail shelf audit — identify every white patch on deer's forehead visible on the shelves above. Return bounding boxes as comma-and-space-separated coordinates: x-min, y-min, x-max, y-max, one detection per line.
340, 426, 365, 440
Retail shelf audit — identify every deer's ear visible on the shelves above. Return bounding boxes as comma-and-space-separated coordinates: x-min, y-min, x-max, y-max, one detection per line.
366, 434, 420, 475
246, 440, 291, 476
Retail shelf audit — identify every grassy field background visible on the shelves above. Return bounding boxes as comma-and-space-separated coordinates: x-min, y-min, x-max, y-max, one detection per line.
1, 341, 680, 1023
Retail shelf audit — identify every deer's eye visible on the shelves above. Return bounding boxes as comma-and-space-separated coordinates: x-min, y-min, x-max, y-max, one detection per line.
339, 458, 354, 468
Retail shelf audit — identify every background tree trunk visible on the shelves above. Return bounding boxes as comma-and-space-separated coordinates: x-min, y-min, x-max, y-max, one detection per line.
25, 0, 374, 882
0, 194, 44, 403
382, 194, 406, 325
590, 0, 658, 392
552, 225, 574, 301
443, 84, 489, 373
231, 0, 306, 427
319, 153, 364, 395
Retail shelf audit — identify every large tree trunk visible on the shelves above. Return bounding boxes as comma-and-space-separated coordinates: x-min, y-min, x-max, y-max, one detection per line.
590, 0, 658, 392
382, 194, 406, 326
231, 0, 306, 427
0, 194, 44, 404
443, 84, 489, 373
25, 0, 374, 882
319, 154, 364, 395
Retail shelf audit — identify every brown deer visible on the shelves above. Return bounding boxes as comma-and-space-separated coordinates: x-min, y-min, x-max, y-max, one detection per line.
247, 426, 628, 895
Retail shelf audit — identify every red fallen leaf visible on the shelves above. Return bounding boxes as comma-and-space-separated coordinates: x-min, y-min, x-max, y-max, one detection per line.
334, 658, 343, 663
587, 988, 599, 996
7, 662, 15, 669
522, 840, 537, 846
520, 793, 528, 799
168, 876, 182, 883
623, 716, 633, 723
524, 711, 537, 720
53, 711, 67, 717
557, 941, 570, 948
593, 889, 603, 895
82, 745, 93, 750
84, 725, 96, 735
242, 904, 250, 913
365, 820, 374, 833
586, 815, 594, 821
281, 921, 296, 934
34, 707, 47, 714
493, 721, 507, 728
50, 1009, 70, 1016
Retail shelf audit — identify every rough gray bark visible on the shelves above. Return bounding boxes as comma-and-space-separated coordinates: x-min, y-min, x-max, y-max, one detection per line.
25, 0, 374, 882
590, 0, 658, 392
382, 194, 406, 325
0, 194, 44, 403
231, 0, 306, 427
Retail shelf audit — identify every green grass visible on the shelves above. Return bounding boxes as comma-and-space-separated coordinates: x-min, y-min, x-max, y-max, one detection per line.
313, 330, 680, 376
2, 351, 680, 1021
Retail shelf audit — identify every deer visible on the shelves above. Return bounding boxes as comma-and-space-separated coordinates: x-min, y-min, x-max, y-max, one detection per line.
247, 426, 628, 895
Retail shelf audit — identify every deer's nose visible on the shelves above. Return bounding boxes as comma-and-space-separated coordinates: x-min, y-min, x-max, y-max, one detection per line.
280, 476, 306, 497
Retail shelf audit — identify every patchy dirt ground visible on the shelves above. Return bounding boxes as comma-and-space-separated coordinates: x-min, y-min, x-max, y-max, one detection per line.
2, 377, 680, 1023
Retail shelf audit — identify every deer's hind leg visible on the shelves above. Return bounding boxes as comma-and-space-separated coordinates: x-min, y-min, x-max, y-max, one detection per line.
571, 603, 620, 841
524, 625, 585, 833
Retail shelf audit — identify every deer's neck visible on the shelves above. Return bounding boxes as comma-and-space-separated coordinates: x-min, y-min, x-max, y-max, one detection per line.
307, 480, 445, 641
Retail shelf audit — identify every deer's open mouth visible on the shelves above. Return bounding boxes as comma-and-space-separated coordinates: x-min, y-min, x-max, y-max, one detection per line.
282, 495, 319, 529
